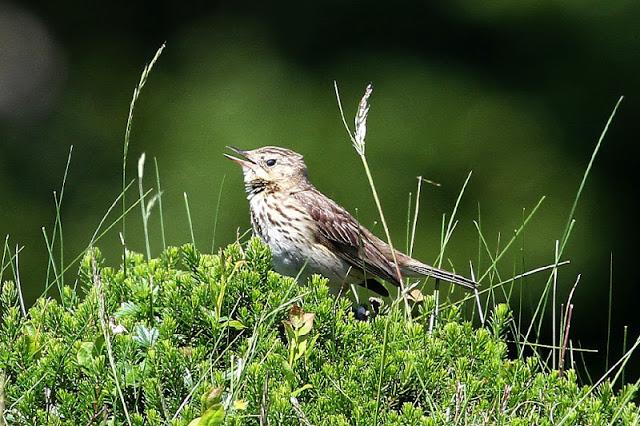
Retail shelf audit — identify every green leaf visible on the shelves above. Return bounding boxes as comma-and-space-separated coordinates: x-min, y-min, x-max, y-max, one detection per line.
233, 399, 248, 410
291, 383, 313, 398
295, 339, 308, 362
77, 341, 94, 368
223, 320, 246, 330
132, 324, 159, 348
115, 301, 140, 319
305, 334, 319, 360
93, 333, 105, 353
282, 359, 295, 382
124, 363, 141, 387
198, 405, 225, 426
282, 321, 295, 342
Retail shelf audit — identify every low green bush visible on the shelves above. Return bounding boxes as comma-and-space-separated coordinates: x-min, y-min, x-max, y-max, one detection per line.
0, 239, 637, 424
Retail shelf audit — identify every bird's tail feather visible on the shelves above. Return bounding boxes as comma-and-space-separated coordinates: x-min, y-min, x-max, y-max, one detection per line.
402, 262, 476, 290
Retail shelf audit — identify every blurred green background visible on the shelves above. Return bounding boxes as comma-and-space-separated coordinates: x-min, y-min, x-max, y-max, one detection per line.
1, 2, 638, 379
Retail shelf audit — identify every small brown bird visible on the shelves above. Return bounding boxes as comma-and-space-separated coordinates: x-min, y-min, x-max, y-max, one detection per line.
225, 146, 476, 297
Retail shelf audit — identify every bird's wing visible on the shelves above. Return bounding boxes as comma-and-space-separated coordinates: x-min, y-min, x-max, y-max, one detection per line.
292, 188, 401, 286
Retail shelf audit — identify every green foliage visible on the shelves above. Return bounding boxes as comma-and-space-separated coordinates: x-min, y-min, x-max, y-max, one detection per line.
0, 239, 637, 424
282, 305, 318, 368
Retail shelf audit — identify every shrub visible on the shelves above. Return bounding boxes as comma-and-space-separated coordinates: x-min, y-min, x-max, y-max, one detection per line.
0, 239, 637, 424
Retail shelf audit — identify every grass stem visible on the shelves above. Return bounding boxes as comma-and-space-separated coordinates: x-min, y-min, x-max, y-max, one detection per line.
334, 82, 410, 316
138, 153, 152, 260
184, 192, 196, 247
154, 157, 167, 251
14, 245, 26, 317
606, 253, 613, 370
122, 43, 165, 272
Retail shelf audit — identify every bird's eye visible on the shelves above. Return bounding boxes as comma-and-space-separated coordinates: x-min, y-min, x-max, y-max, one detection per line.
266, 159, 277, 167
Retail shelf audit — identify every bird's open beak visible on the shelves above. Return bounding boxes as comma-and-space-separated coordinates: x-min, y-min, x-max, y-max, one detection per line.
224, 146, 255, 167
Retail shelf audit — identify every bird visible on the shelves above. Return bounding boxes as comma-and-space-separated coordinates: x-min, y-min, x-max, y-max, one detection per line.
224, 145, 476, 299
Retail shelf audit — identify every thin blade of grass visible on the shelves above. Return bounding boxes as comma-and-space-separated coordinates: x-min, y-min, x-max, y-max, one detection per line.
558, 334, 640, 425
46, 145, 73, 289
449, 260, 571, 310
621, 325, 628, 385
476, 196, 546, 285
92, 260, 132, 426
138, 153, 152, 260
559, 275, 581, 374
14, 245, 26, 317
211, 175, 226, 253
334, 82, 409, 316
405, 191, 412, 254
154, 157, 167, 251
184, 192, 196, 247
41, 183, 149, 297
560, 96, 623, 250
42, 227, 62, 299
409, 176, 424, 257
552, 240, 559, 370
122, 43, 166, 272
606, 252, 613, 370
524, 98, 622, 352
434, 171, 472, 271
0, 235, 9, 285
1, 240, 24, 284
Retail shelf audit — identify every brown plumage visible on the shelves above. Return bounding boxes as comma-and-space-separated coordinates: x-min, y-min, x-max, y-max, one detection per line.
225, 146, 476, 297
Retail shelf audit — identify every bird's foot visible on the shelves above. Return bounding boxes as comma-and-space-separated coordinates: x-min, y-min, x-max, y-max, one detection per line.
353, 297, 384, 321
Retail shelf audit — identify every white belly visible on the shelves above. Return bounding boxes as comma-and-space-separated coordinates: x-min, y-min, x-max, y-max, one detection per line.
249, 194, 354, 286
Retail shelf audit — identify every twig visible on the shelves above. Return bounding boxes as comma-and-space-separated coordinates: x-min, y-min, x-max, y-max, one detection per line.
84, 406, 108, 426
259, 375, 269, 426
558, 304, 573, 375
290, 397, 312, 426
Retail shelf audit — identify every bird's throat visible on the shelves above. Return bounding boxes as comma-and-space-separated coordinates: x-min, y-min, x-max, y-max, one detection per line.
245, 179, 278, 198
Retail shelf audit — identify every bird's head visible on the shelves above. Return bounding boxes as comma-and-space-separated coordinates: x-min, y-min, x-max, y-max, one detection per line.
224, 146, 310, 195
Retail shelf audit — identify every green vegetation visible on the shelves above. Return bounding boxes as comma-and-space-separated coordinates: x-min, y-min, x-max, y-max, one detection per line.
1, 46, 638, 425
0, 240, 637, 425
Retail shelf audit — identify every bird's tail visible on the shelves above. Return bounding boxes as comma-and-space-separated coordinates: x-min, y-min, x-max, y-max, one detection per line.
401, 261, 476, 290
